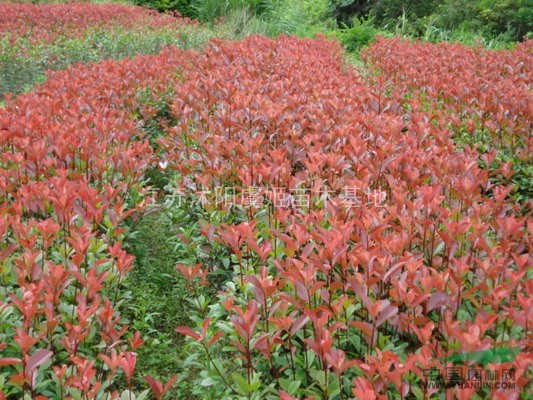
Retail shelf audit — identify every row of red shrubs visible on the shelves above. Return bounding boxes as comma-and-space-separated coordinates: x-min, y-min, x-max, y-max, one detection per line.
0, 32, 531, 398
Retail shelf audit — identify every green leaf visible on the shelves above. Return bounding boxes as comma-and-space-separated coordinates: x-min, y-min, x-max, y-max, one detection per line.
411, 385, 424, 399
232, 372, 252, 396
309, 369, 325, 388
135, 389, 151, 400
288, 380, 301, 394
200, 377, 217, 387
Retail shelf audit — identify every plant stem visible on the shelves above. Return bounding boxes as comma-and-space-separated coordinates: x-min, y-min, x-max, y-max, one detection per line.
202, 342, 237, 395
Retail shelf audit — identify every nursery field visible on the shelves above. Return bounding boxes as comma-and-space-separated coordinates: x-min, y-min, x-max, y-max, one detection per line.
0, 3, 211, 98
0, 2, 532, 400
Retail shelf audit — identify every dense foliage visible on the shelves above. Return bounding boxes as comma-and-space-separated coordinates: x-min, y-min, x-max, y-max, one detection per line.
331, 0, 532, 42
161, 35, 532, 399
130, 0, 531, 43
362, 36, 533, 201
0, 2, 531, 399
0, 3, 206, 98
0, 40, 199, 398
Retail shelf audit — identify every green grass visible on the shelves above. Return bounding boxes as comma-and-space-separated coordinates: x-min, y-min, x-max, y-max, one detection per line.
122, 208, 200, 398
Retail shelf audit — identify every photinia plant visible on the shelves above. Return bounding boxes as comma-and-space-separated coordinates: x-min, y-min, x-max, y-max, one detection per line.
168, 35, 532, 399
0, 40, 197, 398
0, 23, 531, 399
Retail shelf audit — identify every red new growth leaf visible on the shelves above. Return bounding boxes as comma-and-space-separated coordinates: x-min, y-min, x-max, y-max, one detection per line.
352, 377, 376, 400
325, 348, 357, 375
176, 318, 219, 347
26, 349, 53, 388
175, 326, 201, 341
145, 375, 178, 400
0, 358, 22, 367
231, 301, 260, 342
129, 331, 145, 350
207, 331, 224, 349
119, 352, 137, 383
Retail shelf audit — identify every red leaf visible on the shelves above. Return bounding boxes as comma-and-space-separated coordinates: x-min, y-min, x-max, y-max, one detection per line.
163, 376, 178, 394
426, 291, 449, 312
145, 375, 163, 399
175, 326, 201, 341
26, 349, 52, 389
0, 358, 21, 367
207, 331, 223, 349
290, 315, 309, 336
375, 305, 398, 327
26, 349, 52, 374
